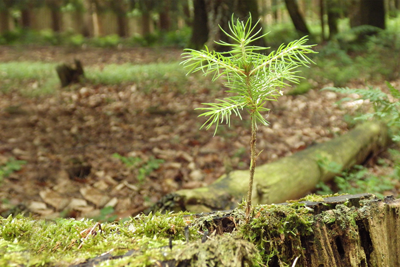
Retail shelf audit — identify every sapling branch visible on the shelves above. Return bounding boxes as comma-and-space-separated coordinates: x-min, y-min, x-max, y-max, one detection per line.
181, 14, 316, 222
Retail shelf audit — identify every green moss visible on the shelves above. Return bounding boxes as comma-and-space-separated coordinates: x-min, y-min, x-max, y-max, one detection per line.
0, 196, 378, 266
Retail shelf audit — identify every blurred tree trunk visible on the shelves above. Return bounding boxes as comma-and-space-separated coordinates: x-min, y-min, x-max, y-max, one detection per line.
110, 1, 129, 37
272, 0, 278, 22
189, 0, 209, 49
82, 0, 94, 37
0, 9, 11, 32
350, 0, 385, 36
284, 0, 311, 37
182, 1, 192, 26
116, 15, 128, 37
159, 3, 171, 32
141, 12, 151, 36
50, 9, 61, 32
327, 0, 340, 39
319, 0, 326, 41
21, 9, 32, 29
203, 0, 266, 51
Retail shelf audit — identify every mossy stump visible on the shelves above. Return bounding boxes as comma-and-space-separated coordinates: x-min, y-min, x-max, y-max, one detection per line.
169, 193, 400, 267
56, 59, 85, 87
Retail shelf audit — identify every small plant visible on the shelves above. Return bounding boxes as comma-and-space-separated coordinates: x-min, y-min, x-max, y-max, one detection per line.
181, 15, 316, 221
316, 158, 394, 198
0, 157, 26, 183
324, 82, 400, 195
112, 153, 164, 183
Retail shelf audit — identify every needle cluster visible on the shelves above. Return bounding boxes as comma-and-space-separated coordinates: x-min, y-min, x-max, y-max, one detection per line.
181, 15, 316, 221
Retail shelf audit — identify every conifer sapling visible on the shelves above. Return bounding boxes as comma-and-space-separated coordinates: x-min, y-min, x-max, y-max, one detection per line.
181, 15, 316, 221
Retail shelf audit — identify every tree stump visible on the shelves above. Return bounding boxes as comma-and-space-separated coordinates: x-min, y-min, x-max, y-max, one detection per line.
164, 194, 400, 267
56, 59, 85, 87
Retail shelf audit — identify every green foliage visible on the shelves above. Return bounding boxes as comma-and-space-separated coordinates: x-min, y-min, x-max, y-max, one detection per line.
301, 29, 400, 87
182, 15, 316, 134
319, 82, 400, 197
287, 81, 314, 95
327, 82, 400, 141
182, 14, 316, 220
113, 153, 164, 183
316, 162, 394, 199
0, 61, 198, 95
0, 158, 26, 184
90, 34, 121, 48
91, 206, 118, 222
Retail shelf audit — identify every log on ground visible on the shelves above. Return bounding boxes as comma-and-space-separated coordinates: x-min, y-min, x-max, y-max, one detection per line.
150, 121, 389, 213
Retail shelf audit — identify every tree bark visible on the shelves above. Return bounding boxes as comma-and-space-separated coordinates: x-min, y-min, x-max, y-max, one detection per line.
21, 9, 32, 29
349, 0, 385, 36
0, 9, 10, 33
319, 0, 326, 41
164, 194, 400, 267
284, 0, 311, 37
189, 0, 209, 49
51, 8, 61, 32
150, 121, 389, 213
327, 0, 340, 39
190, 0, 266, 51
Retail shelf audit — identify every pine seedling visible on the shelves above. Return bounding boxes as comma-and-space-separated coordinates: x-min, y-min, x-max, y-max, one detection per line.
181, 15, 316, 222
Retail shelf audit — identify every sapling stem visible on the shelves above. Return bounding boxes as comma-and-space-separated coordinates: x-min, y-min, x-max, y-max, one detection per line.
181, 14, 316, 223
246, 115, 257, 221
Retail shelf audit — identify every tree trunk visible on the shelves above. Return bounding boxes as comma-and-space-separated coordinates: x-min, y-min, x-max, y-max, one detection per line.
234, 0, 267, 48
149, 121, 389, 214
159, 1, 171, 32
349, 0, 385, 36
319, 0, 326, 41
21, 9, 32, 29
141, 12, 151, 36
203, 0, 266, 51
51, 8, 61, 32
327, 0, 340, 39
189, 0, 209, 49
284, 0, 311, 37
116, 14, 128, 37
0, 9, 10, 33
272, 0, 279, 22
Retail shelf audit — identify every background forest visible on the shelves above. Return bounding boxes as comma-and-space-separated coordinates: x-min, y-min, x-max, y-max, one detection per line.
0, 0, 400, 221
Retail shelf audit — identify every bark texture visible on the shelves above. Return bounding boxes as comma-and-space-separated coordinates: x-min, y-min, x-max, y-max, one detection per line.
150, 121, 389, 213
143, 195, 400, 266
349, 0, 386, 33
284, 0, 311, 36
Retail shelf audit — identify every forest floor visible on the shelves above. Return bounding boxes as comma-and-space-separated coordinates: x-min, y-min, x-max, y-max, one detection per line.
0, 45, 398, 220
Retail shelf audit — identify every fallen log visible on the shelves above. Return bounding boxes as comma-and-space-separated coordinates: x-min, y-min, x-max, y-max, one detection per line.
150, 121, 389, 213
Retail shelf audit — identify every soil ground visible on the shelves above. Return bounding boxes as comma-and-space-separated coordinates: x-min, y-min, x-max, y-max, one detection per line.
0, 45, 397, 220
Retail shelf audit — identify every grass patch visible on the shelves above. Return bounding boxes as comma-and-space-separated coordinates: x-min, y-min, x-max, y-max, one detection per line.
0, 61, 194, 96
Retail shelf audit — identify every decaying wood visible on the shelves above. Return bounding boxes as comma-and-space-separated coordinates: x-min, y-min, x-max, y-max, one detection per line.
167, 194, 400, 267
150, 121, 389, 213
56, 59, 85, 87
81, 194, 400, 266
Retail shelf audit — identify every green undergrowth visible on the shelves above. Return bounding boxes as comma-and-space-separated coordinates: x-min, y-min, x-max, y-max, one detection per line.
0, 61, 205, 96
0, 195, 352, 266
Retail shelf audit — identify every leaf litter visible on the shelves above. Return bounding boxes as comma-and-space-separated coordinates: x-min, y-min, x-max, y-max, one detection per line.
0, 46, 397, 220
